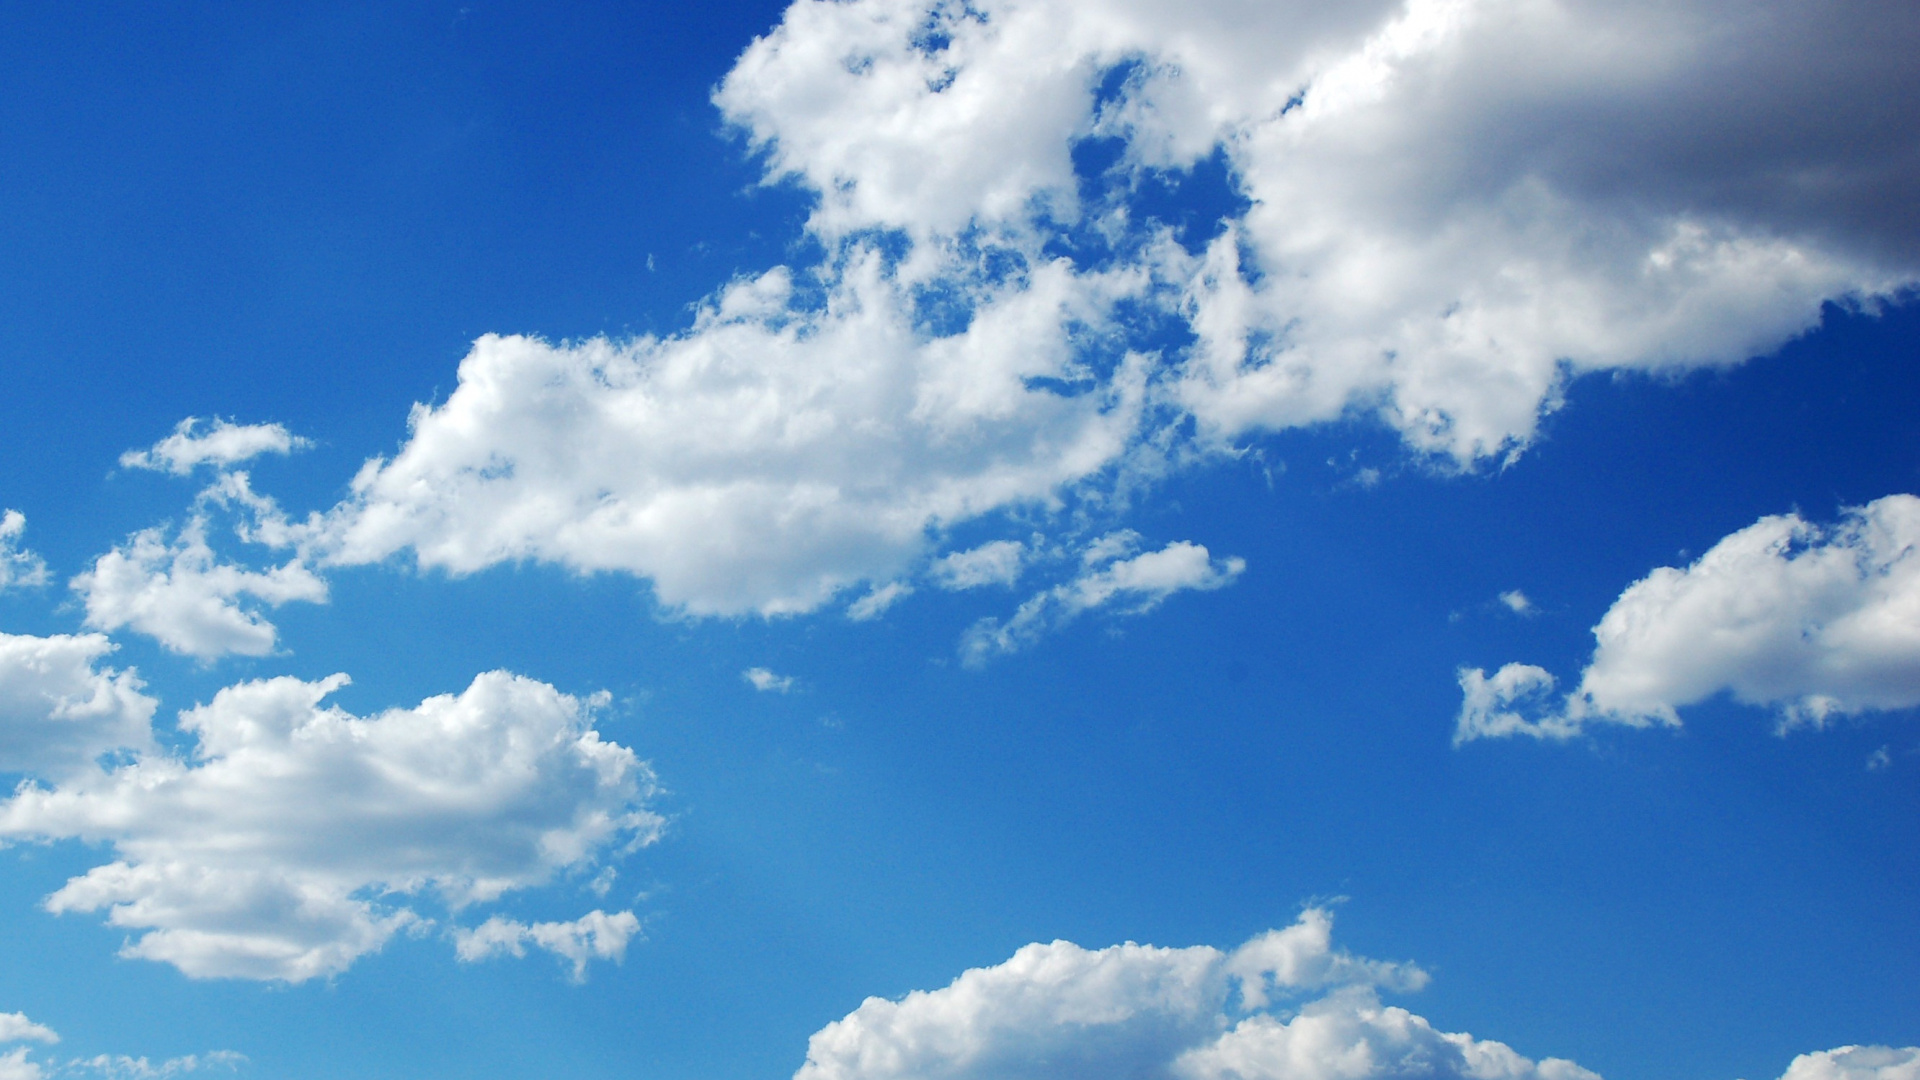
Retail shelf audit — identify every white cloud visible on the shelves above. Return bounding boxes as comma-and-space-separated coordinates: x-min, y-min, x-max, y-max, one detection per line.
1776, 1046, 1920, 1080
0, 513, 49, 592
1498, 590, 1533, 615
71, 518, 327, 661
1458, 495, 1920, 743
453, 909, 641, 982
962, 536, 1243, 665
847, 581, 914, 621
931, 540, 1027, 590
119, 418, 308, 476
793, 907, 1592, 1080
745, 667, 798, 693
279, 0, 1913, 621
0, 671, 660, 982
0, 1014, 57, 1045
50, 1052, 245, 1079
0, 633, 156, 780
0, 1049, 37, 1080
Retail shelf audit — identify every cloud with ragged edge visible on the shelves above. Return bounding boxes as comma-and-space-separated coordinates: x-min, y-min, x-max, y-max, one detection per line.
1458, 494, 1920, 744
0, 1010, 243, 1079
0, 670, 659, 983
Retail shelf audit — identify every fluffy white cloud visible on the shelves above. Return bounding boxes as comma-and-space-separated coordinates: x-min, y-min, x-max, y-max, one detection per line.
931, 540, 1027, 590
119, 418, 308, 476
0, 633, 156, 780
0, 671, 660, 982
961, 534, 1243, 665
1458, 495, 1920, 742
0, 513, 49, 592
793, 907, 1592, 1080
454, 909, 641, 982
1776, 1047, 1920, 1080
71, 518, 327, 661
0, 1015, 56, 1045
284, 0, 1914, 619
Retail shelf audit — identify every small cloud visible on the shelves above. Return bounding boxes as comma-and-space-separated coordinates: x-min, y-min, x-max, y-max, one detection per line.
454, 909, 641, 982
930, 541, 1025, 590
0, 1011, 59, 1044
120, 418, 309, 476
1498, 590, 1534, 615
743, 667, 796, 693
0, 510, 50, 591
1868, 746, 1892, 771
847, 581, 912, 621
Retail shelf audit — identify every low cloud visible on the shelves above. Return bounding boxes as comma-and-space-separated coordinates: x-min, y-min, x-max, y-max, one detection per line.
744, 668, 797, 693
0, 671, 660, 982
120, 418, 308, 476
1775, 1046, 1920, 1080
0, 513, 49, 592
453, 909, 642, 982
1458, 495, 1920, 743
962, 535, 1244, 665
71, 518, 326, 661
0, 632, 156, 780
794, 907, 1591, 1080
931, 541, 1027, 590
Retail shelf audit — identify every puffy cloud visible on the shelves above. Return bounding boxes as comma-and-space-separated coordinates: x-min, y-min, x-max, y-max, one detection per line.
71, 518, 327, 661
1458, 495, 1920, 743
0, 671, 660, 982
931, 540, 1027, 590
0, 633, 156, 780
745, 667, 798, 693
453, 908, 641, 982
1776, 1047, 1920, 1080
961, 535, 1243, 665
1498, 591, 1533, 616
119, 418, 308, 476
0, 1014, 56, 1045
793, 907, 1591, 1080
847, 581, 915, 621
287, 0, 1914, 619
0, 513, 49, 592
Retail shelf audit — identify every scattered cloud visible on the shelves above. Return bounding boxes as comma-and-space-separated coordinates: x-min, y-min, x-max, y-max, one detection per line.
1774, 1046, 1920, 1080
847, 582, 913, 622
230, 0, 1915, 622
1499, 590, 1534, 616
0, 671, 660, 982
793, 906, 1593, 1080
962, 535, 1244, 665
453, 909, 642, 982
71, 518, 327, 661
0, 632, 156, 780
744, 667, 797, 693
0, 1014, 57, 1044
0, 513, 49, 592
0, 1014, 240, 1080
120, 419, 308, 476
1458, 495, 1920, 743
930, 541, 1027, 590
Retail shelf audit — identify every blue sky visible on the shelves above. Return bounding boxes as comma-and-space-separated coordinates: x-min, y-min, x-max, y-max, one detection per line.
0, 2, 1916, 1079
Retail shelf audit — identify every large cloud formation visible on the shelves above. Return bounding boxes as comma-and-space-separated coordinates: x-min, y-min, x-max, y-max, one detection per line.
301, 0, 1916, 618
1458, 495, 1920, 742
0, 671, 659, 982
793, 907, 1597, 1080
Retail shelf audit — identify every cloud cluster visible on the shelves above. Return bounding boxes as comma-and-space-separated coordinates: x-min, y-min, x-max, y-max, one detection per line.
961, 534, 1244, 665
262, 0, 1914, 619
0, 633, 155, 780
0, 513, 49, 593
794, 907, 1595, 1080
1459, 495, 1920, 742
71, 518, 327, 661
0, 671, 659, 982
1776, 1046, 1920, 1080
119, 419, 308, 477
0, 1012, 242, 1080
454, 909, 642, 982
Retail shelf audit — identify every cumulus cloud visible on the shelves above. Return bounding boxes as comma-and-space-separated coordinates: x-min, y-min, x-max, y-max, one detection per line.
71, 518, 327, 661
119, 418, 308, 476
453, 909, 642, 982
793, 906, 1593, 1080
1775, 1046, 1920, 1080
0, 671, 660, 982
1458, 495, 1920, 743
745, 667, 798, 693
847, 581, 915, 621
961, 534, 1243, 665
0, 1015, 56, 1045
931, 540, 1027, 590
0, 513, 49, 592
0, 1013, 240, 1080
272, 0, 1914, 620
0, 633, 156, 780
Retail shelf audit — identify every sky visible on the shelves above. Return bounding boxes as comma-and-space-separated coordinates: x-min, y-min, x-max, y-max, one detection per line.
0, 1, 1917, 1078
